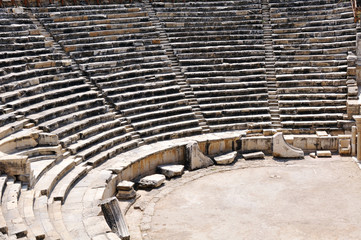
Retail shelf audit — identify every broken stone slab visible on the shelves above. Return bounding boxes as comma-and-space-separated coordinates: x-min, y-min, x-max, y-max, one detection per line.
310, 152, 316, 158
0, 151, 28, 176
186, 141, 214, 170
157, 164, 184, 178
99, 197, 130, 240
214, 151, 237, 165
138, 174, 165, 189
316, 131, 329, 137
273, 132, 304, 158
317, 150, 332, 157
117, 181, 134, 191
116, 189, 136, 200
242, 151, 265, 160
116, 181, 136, 200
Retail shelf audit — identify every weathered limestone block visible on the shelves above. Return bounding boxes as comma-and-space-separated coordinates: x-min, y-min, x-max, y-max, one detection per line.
310, 153, 316, 158
186, 141, 214, 170
0, 151, 28, 176
38, 133, 59, 146
99, 197, 130, 240
116, 181, 136, 200
347, 100, 360, 119
273, 133, 304, 158
339, 138, 351, 156
138, 174, 165, 189
317, 150, 332, 157
0, 132, 38, 153
214, 151, 237, 165
243, 151, 265, 160
157, 165, 184, 178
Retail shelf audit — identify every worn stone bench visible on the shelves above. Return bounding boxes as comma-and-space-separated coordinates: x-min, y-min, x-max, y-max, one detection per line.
0, 66, 72, 86
39, 105, 109, 133
76, 132, 134, 161
280, 106, 346, 115
57, 112, 116, 147
7, 84, 90, 112
197, 93, 268, 105
277, 86, 346, 94
279, 99, 346, 108
121, 99, 188, 117
2, 179, 27, 238
200, 100, 269, 111
96, 73, 175, 89
68, 124, 126, 155
108, 85, 181, 103
142, 127, 203, 144
206, 114, 271, 125
132, 112, 196, 131
25, 96, 103, 124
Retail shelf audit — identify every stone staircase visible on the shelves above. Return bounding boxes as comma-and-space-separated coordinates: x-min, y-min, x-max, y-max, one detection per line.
143, 0, 211, 134
262, 0, 281, 130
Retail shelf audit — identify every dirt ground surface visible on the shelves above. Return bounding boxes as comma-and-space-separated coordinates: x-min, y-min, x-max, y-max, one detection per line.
126, 156, 361, 240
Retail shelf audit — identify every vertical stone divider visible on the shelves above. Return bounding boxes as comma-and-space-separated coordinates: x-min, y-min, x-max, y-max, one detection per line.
261, 0, 281, 130
25, 9, 140, 146
143, 0, 211, 134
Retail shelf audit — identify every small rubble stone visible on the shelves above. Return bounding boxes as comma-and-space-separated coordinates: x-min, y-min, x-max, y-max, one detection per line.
310, 153, 316, 158
157, 165, 184, 178
214, 151, 237, 165
317, 150, 332, 157
138, 174, 166, 189
242, 151, 265, 160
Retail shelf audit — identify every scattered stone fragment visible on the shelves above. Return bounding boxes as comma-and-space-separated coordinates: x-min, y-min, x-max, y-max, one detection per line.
214, 151, 237, 165
157, 165, 184, 178
310, 152, 316, 158
138, 174, 166, 189
273, 132, 304, 158
242, 151, 265, 160
116, 181, 136, 200
316, 131, 329, 137
99, 197, 130, 240
317, 150, 332, 157
186, 141, 214, 170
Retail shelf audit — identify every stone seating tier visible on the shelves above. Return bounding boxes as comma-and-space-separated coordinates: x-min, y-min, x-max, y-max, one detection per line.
57, 112, 116, 147
115, 92, 186, 112
25, 96, 104, 124
119, 99, 188, 116
103, 79, 176, 96
39, 105, 109, 133
96, 73, 175, 89
59, 31, 158, 47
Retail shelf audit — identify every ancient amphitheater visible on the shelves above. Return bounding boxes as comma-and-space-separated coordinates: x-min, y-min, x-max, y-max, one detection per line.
0, 0, 361, 239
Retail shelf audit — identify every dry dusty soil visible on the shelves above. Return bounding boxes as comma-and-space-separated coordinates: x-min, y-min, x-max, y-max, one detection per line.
144, 156, 361, 240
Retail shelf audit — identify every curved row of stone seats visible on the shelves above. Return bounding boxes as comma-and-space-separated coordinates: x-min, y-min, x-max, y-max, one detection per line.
153, 0, 271, 132
269, 0, 356, 132
0, 9, 141, 194
34, 4, 202, 144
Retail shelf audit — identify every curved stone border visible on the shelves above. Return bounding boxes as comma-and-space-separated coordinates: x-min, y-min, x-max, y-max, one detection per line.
100, 131, 245, 200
